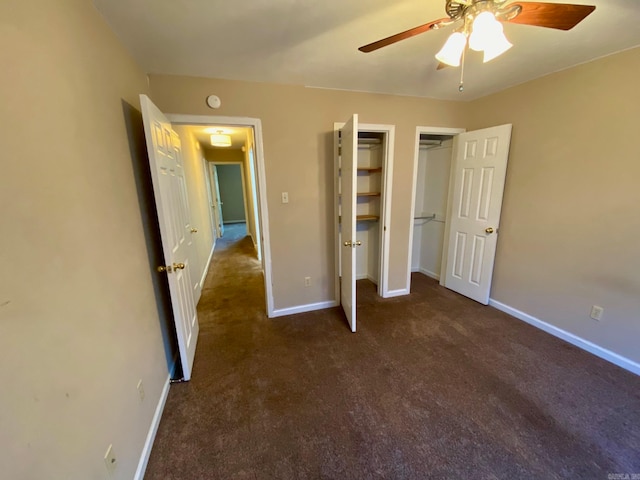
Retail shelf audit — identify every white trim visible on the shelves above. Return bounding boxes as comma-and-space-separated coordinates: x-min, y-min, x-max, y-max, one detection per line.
134, 375, 171, 480
167, 114, 275, 318
200, 242, 215, 289
489, 299, 640, 376
407, 126, 466, 294
333, 121, 395, 301
271, 300, 339, 318
418, 268, 440, 281
385, 288, 410, 298
333, 125, 341, 307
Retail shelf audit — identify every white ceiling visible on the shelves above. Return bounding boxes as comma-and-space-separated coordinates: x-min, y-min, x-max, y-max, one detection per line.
93, 0, 640, 101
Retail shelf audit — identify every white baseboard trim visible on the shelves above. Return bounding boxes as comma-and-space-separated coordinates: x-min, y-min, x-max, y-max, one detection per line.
489, 299, 640, 376
271, 300, 338, 318
134, 375, 171, 480
356, 273, 368, 281
384, 288, 410, 298
418, 268, 440, 281
199, 242, 216, 289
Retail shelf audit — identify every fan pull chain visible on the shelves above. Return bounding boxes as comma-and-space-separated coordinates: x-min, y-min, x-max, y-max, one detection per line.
459, 47, 466, 93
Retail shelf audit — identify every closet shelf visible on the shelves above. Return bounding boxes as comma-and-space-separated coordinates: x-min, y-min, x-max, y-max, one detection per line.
357, 215, 379, 222
338, 167, 382, 174
338, 192, 381, 197
339, 215, 380, 223
357, 167, 382, 173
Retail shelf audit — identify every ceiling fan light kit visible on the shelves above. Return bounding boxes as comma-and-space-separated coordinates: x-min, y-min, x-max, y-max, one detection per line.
359, 0, 596, 91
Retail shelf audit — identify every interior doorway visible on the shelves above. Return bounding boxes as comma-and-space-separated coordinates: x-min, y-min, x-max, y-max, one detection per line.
408, 125, 513, 305
334, 118, 396, 332
167, 114, 274, 317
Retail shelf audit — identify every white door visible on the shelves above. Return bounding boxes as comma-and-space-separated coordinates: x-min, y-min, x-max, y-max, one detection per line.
444, 124, 512, 304
172, 131, 202, 303
210, 164, 225, 237
140, 95, 199, 381
340, 114, 358, 332
202, 157, 217, 246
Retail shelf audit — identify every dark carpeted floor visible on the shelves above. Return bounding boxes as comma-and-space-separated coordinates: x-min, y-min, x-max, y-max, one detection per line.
144, 227, 640, 479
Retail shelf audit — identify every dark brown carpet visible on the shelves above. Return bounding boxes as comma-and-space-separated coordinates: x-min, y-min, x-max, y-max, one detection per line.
145, 227, 640, 479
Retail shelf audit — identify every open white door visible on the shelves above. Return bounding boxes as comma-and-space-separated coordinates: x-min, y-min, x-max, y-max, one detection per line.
140, 95, 199, 381
210, 164, 225, 238
444, 124, 512, 305
340, 114, 358, 332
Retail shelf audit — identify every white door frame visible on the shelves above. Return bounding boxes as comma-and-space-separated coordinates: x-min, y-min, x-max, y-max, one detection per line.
333, 122, 395, 301
212, 160, 251, 227
407, 126, 466, 293
167, 114, 275, 318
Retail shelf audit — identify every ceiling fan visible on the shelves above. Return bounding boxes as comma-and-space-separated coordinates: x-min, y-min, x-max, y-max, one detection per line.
358, 0, 596, 91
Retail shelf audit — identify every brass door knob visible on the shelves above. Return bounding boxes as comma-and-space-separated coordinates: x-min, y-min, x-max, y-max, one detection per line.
344, 241, 352, 247
173, 262, 186, 270
157, 265, 173, 273
485, 227, 494, 234
355, 241, 362, 246
190, 228, 198, 233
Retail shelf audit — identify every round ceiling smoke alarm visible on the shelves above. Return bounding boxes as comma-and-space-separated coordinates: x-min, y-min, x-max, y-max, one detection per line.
206, 95, 221, 109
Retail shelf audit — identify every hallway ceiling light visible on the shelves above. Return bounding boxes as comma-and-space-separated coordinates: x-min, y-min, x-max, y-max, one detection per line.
211, 131, 232, 147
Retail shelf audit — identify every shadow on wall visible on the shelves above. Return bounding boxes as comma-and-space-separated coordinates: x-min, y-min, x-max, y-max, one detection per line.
121, 100, 181, 379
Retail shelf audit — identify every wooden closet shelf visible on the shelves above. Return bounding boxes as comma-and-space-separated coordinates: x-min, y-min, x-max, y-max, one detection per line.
357, 215, 379, 222
357, 192, 381, 197
338, 215, 380, 223
357, 167, 382, 173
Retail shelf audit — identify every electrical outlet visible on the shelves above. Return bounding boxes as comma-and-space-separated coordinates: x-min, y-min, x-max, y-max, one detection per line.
590, 305, 604, 321
281, 192, 289, 204
137, 379, 145, 402
304, 276, 311, 287
104, 444, 117, 475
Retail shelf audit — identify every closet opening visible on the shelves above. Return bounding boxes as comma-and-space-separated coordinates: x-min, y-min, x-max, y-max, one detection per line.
410, 133, 455, 281
334, 122, 395, 304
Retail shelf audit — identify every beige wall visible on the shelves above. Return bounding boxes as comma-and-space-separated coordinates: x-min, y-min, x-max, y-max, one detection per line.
0, 0, 171, 478
465, 47, 640, 363
174, 126, 215, 292
151, 75, 466, 309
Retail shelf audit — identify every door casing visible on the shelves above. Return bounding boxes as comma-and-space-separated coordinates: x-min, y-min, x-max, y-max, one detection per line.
167, 114, 275, 318
408, 126, 466, 293
333, 122, 395, 303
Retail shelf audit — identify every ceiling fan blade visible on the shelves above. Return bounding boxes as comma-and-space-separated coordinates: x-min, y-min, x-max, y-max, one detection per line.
359, 18, 450, 53
505, 2, 595, 30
